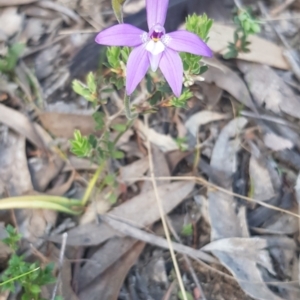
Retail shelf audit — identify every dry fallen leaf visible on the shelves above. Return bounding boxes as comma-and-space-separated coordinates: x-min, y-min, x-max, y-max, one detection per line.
28, 155, 65, 192
0, 129, 57, 242
119, 156, 149, 185
135, 119, 179, 152
238, 62, 300, 119
63, 156, 98, 172
208, 23, 289, 70
78, 146, 172, 290
185, 110, 229, 137
41, 243, 79, 300
18, 208, 57, 243
77, 237, 137, 291
38, 112, 96, 139
0, 104, 45, 149
142, 145, 170, 192
203, 59, 256, 109
201, 237, 275, 275
264, 132, 294, 151
79, 186, 115, 225
51, 181, 195, 246
0, 7, 23, 38
208, 117, 248, 240
0, 130, 33, 196
78, 241, 145, 300
249, 155, 275, 201
46, 170, 75, 196
207, 117, 283, 300
0, 0, 37, 5
264, 212, 298, 235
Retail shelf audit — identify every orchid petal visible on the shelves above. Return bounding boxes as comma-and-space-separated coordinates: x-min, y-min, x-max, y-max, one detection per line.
149, 53, 162, 72
126, 45, 150, 95
166, 30, 213, 57
159, 48, 183, 97
95, 24, 145, 47
146, 0, 169, 29
146, 40, 165, 55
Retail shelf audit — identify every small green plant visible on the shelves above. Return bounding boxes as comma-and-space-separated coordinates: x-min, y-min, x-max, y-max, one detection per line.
170, 90, 193, 109
105, 46, 131, 90
69, 13, 215, 211
72, 72, 98, 103
175, 137, 188, 152
181, 13, 213, 76
0, 43, 25, 73
0, 225, 57, 300
70, 129, 92, 158
225, 7, 261, 59
181, 223, 193, 237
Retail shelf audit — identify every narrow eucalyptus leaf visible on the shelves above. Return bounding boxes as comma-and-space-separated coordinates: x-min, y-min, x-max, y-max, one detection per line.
112, 0, 126, 23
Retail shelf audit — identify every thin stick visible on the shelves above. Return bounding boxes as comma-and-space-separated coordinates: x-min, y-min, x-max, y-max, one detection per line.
51, 232, 68, 300
270, 0, 295, 16
145, 115, 188, 300
166, 217, 207, 300
258, 1, 300, 82
127, 176, 300, 219
296, 175, 300, 289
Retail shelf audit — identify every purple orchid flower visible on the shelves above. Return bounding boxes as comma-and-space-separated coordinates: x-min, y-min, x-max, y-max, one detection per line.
95, 0, 212, 97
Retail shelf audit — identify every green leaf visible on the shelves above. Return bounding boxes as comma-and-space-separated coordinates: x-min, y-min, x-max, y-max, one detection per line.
72, 74, 98, 102
182, 14, 213, 76
120, 46, 131, 63
111, 123, 127, 132
170, 89, 193, 108
104, 174, 115, 185
178, 291, 194, 300
107, 46, 121, 69
181, 223, 193, 236
88, 134, 98, 149
111, 150, 124, 159
0, 43, 25, 73
87, 72, 97, 94
243, 20, 250, 32
185, 13, 213, 41
223, 48, 238, 59
21, 294, 31, 300
146, 75, 153, 93
101, 88, 114, 94
251, 23, 261, 33
2, 225, 21, 251
108, 192, 118, 204
29, 284, 41, 294
174, 137, 188, 152
115, 77, 125, 90
93, 111, 105, 130
70, 130, 92, 157
149, 91, 162, 106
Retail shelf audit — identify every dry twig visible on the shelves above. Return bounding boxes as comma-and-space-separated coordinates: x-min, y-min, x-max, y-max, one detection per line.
145, 115, 188, 300
270, 0, 296, 16
51, 232, 68, 300
258, 1, 300, 82
166, 217, 207, 300
128, 176, 300, 219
